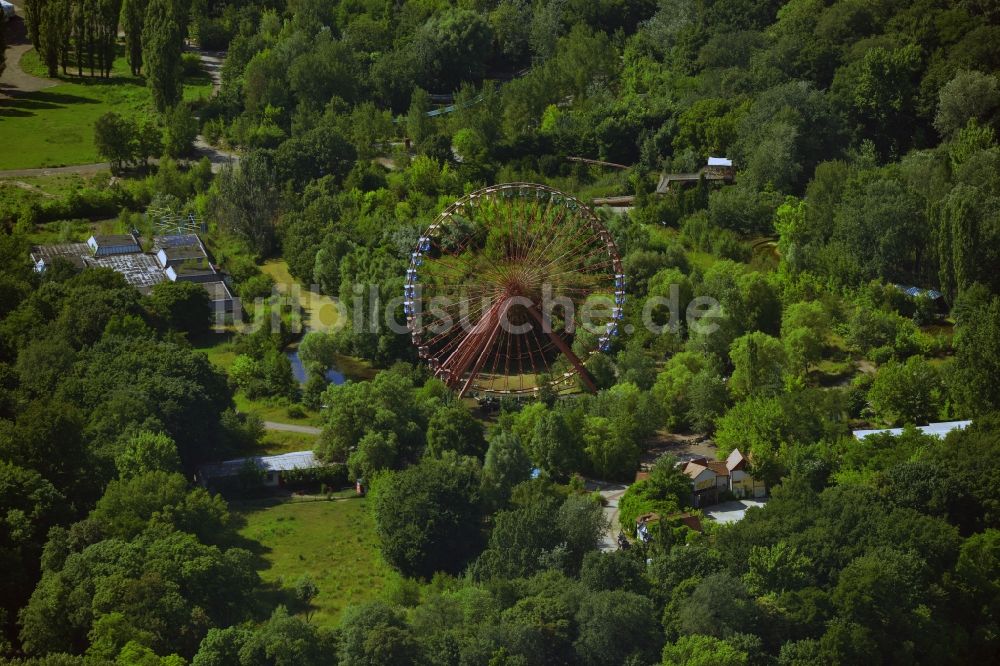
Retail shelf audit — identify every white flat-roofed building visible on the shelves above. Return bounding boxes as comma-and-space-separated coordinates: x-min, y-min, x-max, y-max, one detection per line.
197, 451, 322, 487
853, 420, 972, 440
88, 233, 141, 257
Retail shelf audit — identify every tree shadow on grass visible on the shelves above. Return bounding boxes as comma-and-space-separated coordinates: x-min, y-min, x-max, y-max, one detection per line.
223, 497, 311, 622
0, 89, 101, 116
0, 106, 33, 117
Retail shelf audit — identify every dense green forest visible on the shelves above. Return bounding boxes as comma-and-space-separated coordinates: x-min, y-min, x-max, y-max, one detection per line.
3, 0, 1000, 664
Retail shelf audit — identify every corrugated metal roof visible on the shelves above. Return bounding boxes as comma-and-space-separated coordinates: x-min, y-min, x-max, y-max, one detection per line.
198, 451, 319, 479
707, 157, 733, 167
153, 234, 202, 249
893, 284, 944, 300
853, 420, 972, 440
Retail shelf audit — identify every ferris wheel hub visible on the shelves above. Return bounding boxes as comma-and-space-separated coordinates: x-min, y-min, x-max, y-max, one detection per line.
404, 183, 625, 397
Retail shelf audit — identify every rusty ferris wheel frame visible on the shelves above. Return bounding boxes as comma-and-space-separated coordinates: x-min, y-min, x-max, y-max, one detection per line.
403, 183, 626, 397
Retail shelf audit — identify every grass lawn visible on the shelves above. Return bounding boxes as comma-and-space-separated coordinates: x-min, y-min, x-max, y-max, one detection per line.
191, 331, 239, 373
0, 48, 213, 170
237, 499, 399, 627
233, 392, 324, 426
259, 430, 319, 455
228, 429, 318, 457
261, 259, 342, 332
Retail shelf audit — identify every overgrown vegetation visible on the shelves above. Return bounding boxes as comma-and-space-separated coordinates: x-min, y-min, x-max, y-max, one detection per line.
3, 0, 1000, 664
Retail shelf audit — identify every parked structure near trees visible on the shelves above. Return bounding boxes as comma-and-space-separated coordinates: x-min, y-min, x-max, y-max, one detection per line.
680, 448, 766, 507
31, 232, 236, 313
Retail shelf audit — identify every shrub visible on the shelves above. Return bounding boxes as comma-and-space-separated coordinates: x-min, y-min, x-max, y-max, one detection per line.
193, 17, 234, 50
181, 52, 203, 77
237, 273, 276, 302
281, 464, 349, 490
202, 118, 226, 145
163, 104, 198, 158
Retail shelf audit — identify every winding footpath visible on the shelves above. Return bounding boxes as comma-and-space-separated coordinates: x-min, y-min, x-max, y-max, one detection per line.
0, 4, 55, 96
0, 21, 238, 176
588, 480, 629, 552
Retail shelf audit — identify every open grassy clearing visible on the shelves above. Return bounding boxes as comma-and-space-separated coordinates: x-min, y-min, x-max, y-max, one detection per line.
237, 498, 398, 627
12, 172, 94, 195
191, 331, 239, 373
0, 48, 213, 170
23, 218, 127, 246
261, 259, 343, 332
258, 430, 318, 455
233, 392, 325, 426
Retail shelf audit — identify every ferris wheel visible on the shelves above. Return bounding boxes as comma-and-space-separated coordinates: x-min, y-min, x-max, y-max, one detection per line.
403, 183, 626, 397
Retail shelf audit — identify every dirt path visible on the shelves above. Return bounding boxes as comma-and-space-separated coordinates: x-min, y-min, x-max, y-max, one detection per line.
0, 162, 111, 178
1, 9, 58, 97
642, 431, 718, 468
187, 46, 238, 172
263, 421, 322, 436
191, 48, 225, 94
1, 179, 56, 196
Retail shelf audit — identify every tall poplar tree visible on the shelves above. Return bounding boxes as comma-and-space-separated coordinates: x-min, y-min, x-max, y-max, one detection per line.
37, 0, 68, 77
24, 0, 43, 51
71, 0, 86, 76
122, 0, 148, 75
96, 0, 121, 77
142, 0, 183, 110
0, 11, 6, 80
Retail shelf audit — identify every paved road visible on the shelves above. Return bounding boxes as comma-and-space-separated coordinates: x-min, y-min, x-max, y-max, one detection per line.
587, 480, 629, 552
703, 499, 768, 524
263, 421, 322, 435
0, 143, 236, 177
0, 6, 57, 97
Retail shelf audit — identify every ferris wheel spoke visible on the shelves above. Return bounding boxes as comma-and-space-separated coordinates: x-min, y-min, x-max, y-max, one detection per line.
542, 258, 617, 286
529, 197, 593, 261
458, 309, 508, 396
439, 297, 509, 390
525, 221, 602, 280
420, 298, 493, 349
523, 303, 597, 393
422, 252, 509, 286
523, 208, 581, 271
527, 229, 606, 282
533, 246, 616, 285
410, 184, 622, 397
418, 296, 491, 342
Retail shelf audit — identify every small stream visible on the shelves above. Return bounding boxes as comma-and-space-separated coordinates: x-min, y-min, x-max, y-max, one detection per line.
285, 349, 346, 386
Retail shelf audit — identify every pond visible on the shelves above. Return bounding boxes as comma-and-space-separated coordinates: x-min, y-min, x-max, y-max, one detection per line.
285, 349, 346, 386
